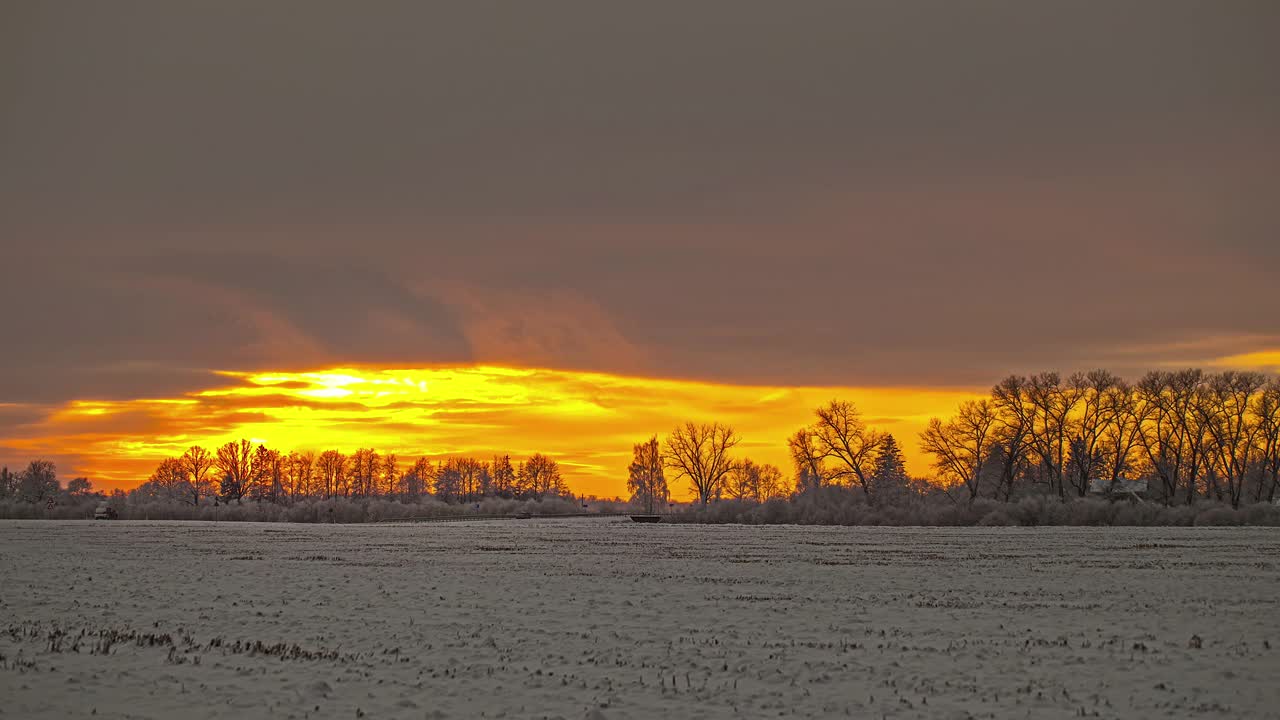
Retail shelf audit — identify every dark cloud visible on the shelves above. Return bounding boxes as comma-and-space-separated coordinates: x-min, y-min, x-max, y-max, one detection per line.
1, 0, 1277, 407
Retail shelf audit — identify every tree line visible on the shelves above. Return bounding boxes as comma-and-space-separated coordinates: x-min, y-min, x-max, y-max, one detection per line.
630, 368, 1280, 512
918, 369, 1280, 507
133, 442, 569, 505
4, 367, 1277, 518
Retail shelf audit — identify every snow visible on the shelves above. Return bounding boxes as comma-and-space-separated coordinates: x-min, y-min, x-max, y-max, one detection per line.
2, 519, 1278, 719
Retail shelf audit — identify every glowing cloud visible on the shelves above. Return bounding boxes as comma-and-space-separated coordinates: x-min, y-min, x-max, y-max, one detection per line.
4, 365, 982, 498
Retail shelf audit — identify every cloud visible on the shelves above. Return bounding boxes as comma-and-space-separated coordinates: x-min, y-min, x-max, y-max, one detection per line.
0, 365, 983, 496
0, 2, 1276, 436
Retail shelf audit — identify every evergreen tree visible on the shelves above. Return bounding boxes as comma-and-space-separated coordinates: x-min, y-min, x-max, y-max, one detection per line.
0, 466, 16, 499
871, 434, 909, 498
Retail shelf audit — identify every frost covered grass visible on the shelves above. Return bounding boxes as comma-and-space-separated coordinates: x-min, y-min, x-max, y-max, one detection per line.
671, 491, 1280, 528
2, 520, 1278, 719
0, 495, 608, 523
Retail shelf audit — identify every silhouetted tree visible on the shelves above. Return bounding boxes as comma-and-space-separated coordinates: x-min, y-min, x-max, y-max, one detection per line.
627, 436, 668, 511
348, 448, 381, 497
149, 457, 192, 503
286, 450, 315, 500
1066, 370, 1121, 496
808, 400, 887, 501
17, 460, 58, 503
519, 453, 564, 500
316, 450, 346, 499
788, 428, 826, 494
726, 458, 786, 503
400, 457, 432, 500
871, 434, 910, 499
215, 439, 257, 502
382, 453, 399, 496
252, 445, 285, 503
0, 466, 14, 499
179, 445, 215, 505
490, 455, 516, 498
1254, 380, 1280, 503
921, 400, 998, 504
1196, 371, 1267, 507
663, 422, 738, 506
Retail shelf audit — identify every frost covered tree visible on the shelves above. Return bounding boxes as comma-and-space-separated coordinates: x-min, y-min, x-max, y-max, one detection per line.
921, 399, 998, 505
214, 439, 257, 502
251, 446, 285, 503
490, 455, 517, 498
788, 428, 826, 494
663, 422, 738, 506
287, 450, 315, 499
806, 400, 887, 501
627, 436, 668, 511
381, 453, 399, 496
179, 445, 215, 505
316, 449, 346, 498
1254, 380, 1280, 503
148, 457, 193, 503
726, 459, 786, 503
400, 457, 432, 500
347, 448, 381, 497
518, 453, 564, 500
0, 466, 14, 499
17, 460, 58, 503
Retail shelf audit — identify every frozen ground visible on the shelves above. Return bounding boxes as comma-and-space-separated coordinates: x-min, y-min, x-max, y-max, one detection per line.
1, 520, 1278, 720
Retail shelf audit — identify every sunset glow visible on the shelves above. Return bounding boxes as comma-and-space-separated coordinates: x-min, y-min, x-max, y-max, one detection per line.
4, 366, 982, 497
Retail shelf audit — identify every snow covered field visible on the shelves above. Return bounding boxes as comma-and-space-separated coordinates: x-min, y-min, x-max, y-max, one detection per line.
2, 520, 1278, 719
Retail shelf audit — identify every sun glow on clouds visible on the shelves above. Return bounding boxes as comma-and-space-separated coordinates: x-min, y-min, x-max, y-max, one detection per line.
8, 366, 981, 498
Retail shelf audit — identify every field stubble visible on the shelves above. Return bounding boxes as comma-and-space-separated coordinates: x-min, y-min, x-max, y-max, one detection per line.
1, 520, 1277, 719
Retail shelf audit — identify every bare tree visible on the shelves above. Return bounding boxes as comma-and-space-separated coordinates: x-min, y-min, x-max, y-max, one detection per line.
1099, 379, 1144, 486
755, 463, 786, 501
458, 457, 487, 501
347, 448, 381, 497
434, 458, 463, 502
1196, 371, 1267, 508
490, 455, 516, 498
382, 453, 399, 497
0, 467, 15, 499
1065, 370, 1121, 496
518, 454, 563, 500
726, 459, 763, 502
179, 446, 215, 505
1024, 372, 1082, 499
920, 399, 998, 504
400, 457, 432, 501
215, 440, 257, 502
148, 457, 191, 503
726, 459, 787, 503
627, 436, 668, 512
17, 460, 58, 503
663, 422, 739, 506
1253, 379, 1280, 503
252, 446, 285, 503
286, 450, 315, 500
315, 449, 346, 499
990, 376, 1035, 501
787, 428, 826, 494
810, 400, 887, 501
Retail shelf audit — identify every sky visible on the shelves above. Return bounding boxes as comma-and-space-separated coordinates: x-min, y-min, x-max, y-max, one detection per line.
2, 2, 1278, 496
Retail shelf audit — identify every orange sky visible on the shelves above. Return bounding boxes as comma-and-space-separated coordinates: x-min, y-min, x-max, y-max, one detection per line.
3, 365, 984, 499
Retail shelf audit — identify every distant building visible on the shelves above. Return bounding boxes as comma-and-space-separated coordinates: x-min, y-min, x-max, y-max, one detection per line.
1088, 478, 1148, 500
